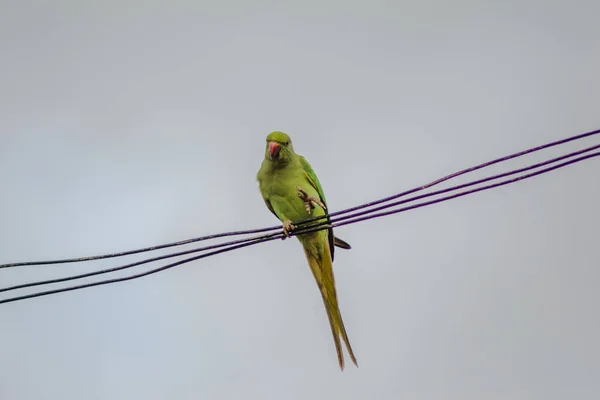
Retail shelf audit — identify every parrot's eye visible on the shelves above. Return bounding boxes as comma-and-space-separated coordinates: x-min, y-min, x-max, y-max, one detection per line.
284, 141, 290, 146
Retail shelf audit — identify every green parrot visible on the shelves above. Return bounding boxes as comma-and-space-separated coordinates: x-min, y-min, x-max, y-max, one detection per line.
256, 131, 357, 370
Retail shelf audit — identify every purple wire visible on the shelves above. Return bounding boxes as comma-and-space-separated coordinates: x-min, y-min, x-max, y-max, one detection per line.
1, 133, 598, 304
2, 128, 598, 269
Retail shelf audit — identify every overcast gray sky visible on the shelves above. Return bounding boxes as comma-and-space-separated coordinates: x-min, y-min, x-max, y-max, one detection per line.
1, 1, 599, 399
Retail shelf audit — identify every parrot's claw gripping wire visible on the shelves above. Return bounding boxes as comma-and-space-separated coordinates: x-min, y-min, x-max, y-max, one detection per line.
297, 186, 327, 215
282, 220, 296, 239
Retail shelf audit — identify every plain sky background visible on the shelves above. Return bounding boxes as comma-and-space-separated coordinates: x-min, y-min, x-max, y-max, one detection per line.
1, 1, 599, 399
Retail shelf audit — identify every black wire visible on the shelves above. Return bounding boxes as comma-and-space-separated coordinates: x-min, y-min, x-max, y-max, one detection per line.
322, 143, 600, 228
0, 225, 281, 269
293, 127, 600, 228
3, 128, 598, 269
5, 141, 598, 296
0, 231, 282, 294
0, 236, 281, 305
281, 150, 600, 236
1, 145, 597, 305
332, 151, 600, 229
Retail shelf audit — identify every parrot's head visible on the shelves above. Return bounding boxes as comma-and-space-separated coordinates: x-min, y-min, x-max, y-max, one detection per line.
265, 131, 294, 163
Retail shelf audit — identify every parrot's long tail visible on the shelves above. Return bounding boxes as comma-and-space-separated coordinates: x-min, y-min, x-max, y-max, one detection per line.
302, 240, 358, 371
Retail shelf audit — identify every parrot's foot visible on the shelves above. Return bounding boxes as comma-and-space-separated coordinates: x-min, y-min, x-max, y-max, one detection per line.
282, 219, 296, 238
297, 186, 326, 215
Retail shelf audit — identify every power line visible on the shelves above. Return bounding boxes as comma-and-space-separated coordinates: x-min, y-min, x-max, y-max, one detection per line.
0, 236, 280, 305
3, 128, 598, 270
0, 231, 281, 294
332, 150, 599, 230
0, 129, 598, 305
3, 139, 599, 296
1, 150, 596, 305
294, 128, 600, 228
326, 142, 600, 228
0, 224, 280, 269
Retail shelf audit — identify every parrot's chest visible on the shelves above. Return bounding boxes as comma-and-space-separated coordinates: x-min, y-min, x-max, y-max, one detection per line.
261, 168, 305, 200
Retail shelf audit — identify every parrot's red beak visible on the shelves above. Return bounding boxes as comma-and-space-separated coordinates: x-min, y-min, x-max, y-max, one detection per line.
268, 141, 281, 160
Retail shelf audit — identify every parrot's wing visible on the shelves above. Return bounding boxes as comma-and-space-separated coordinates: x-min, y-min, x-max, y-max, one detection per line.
299, 155, 336, 260
299, 156, 328, 209
263, 198, 279, 220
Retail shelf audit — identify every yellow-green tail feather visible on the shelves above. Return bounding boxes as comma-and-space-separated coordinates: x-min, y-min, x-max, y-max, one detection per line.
302, 240, 357, 370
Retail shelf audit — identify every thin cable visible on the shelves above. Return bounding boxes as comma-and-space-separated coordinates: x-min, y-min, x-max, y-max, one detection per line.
333, 151, 600, 229
0, 236, 281, 305
294, 127, 600, 228
0, 225, 282, 269
290, 151, 600, 236
3, 128, 598, 269
5, 142, 598, 294
320, 142, 600, 228
1, 149, 597, 305
0, 231, 283, 294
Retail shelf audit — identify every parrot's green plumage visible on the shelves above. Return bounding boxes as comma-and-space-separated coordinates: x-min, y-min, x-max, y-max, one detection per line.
256, 131, 357, 370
